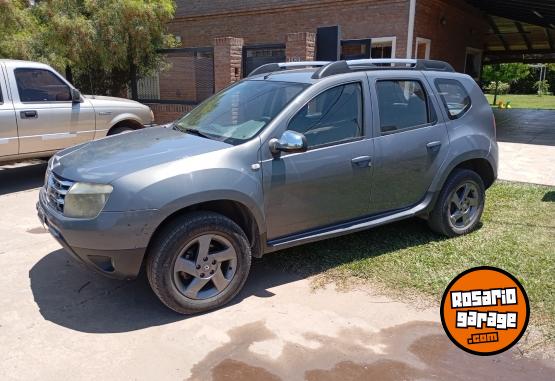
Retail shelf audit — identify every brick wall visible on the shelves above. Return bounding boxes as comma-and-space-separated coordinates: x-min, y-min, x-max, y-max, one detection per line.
214, 37, 244, 92
286, 32, 316, 61
414, 0, 488, 72
148, 103, 194, 124
169, 0, 410, 59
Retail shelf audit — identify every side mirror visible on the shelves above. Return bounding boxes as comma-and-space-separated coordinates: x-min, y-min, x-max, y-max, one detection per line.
269, 130, 308, 155
71, 88, 82, 103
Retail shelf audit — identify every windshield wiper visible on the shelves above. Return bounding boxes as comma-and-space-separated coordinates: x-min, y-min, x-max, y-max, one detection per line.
180, 127, 213, 140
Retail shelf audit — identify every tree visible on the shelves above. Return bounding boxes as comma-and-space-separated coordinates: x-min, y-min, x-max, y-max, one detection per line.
482, 63, 530, 105
31, 0, 176, 97
0, 0, 37, 59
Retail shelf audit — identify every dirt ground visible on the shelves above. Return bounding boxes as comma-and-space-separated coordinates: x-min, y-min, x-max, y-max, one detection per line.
1, 163, 554, 381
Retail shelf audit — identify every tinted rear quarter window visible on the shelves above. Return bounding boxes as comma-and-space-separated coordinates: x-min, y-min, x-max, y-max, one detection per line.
435, 79, 471, 120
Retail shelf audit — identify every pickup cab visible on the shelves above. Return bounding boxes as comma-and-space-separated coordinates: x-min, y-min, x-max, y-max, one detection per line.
0, 59, 155, 164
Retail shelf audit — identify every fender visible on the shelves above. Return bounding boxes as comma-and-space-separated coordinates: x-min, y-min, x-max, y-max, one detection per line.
95, 112, 145, 138
430, 149, 497, 194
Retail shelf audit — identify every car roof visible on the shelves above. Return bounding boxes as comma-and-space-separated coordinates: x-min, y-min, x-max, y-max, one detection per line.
0, 59, 53, 70
247, 67, 468, 85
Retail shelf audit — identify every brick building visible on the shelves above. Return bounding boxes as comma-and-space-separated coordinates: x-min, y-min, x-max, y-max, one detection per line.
144, 0, 553, 122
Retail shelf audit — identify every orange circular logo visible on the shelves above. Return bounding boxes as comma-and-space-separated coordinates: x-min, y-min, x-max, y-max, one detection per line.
440, 267, 529, 356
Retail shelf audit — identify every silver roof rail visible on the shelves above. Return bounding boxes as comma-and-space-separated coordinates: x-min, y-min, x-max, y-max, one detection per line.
248, 61, 331, 77
313, 59, 455, 79
346, 59, 417, 66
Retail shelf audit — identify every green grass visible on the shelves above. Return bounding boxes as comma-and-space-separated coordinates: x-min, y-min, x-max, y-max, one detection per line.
263, 182, 555, 343
485, 94, 555, 109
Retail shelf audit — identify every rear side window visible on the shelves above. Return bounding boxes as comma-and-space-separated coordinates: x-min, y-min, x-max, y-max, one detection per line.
435, 79, 471, 120
288, 82, 363, 148
376, 80, 435, 134
15, 68, 71, 102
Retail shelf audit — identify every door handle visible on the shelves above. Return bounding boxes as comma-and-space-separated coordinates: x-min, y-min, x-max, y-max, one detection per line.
20, 110, 38, 119
426, 141, 442, 153
351, 156, 372, 168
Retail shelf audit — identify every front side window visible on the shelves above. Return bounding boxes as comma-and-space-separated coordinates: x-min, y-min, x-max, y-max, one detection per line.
174, 80, 308, 145
376, 80, 434, 134
15, 69, 71, 102
288, 82, 363, 148
435, 79, 471, 119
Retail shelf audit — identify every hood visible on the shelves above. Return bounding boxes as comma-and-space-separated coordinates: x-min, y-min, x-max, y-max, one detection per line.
51, 127, 232, 183
84, 95, 145, 108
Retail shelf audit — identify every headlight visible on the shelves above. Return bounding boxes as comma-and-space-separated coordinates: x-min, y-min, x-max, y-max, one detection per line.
44, 157, 54, 185
64, 183, 113, 219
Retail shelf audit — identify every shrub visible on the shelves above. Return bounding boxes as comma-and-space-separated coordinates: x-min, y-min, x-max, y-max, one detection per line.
485, 81, 510, 95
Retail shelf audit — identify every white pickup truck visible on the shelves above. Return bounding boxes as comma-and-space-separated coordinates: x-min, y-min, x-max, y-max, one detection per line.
0, 59, 155, 164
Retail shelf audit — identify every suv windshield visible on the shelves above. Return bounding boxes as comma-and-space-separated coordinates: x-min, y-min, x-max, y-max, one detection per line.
174, 80, 308, 145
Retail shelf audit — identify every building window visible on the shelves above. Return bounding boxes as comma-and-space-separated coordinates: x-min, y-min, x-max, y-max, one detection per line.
415, 38, 431, 59
371, 37, 396, 59
465, 47, 483, 80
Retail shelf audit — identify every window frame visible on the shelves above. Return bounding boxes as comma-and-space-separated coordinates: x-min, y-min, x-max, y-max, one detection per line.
434, 78, 472, 120
285, 81, 365, 151
375, 78, 438, 136
14, 68, 72, 104
371, 36, 397, 59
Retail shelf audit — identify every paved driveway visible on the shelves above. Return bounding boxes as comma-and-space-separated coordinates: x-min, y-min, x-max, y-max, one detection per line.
495, 109, 555, 186
1, 164, 554, 381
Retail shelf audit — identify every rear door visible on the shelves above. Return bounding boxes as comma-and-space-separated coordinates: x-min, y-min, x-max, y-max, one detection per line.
0, 64, 18, 157
368, 72, 449, 213
6, 66, 95, 154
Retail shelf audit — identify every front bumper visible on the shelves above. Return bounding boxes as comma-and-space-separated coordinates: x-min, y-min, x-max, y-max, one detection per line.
37, 188, 158, 280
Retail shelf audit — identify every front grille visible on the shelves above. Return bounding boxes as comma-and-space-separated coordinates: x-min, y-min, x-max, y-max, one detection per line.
46, 172, 74, 214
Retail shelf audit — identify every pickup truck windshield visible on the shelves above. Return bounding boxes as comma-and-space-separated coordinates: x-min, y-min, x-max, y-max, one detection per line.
174, 80, 308, 145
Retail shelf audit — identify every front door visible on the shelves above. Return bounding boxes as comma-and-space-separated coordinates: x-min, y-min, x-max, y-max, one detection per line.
0, 66, 18, 157
8, 67, 95, 154
262, 82, 374, 240
369, 74, 449, 213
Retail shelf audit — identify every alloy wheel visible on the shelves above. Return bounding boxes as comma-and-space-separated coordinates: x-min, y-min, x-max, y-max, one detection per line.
172, 234, 238, 300
448, 181, 481, 230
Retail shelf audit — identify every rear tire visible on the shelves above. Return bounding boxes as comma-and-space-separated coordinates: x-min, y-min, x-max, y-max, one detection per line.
428, 169, 485, 237
146, 211, 251, 314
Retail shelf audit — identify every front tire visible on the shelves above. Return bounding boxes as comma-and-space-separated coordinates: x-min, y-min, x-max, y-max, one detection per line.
428, 169, 485, 237
146, 212, 251, 314
108, 125, 135, 135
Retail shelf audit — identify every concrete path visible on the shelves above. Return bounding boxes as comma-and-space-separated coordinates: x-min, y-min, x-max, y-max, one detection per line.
495, 109, 555, 186
1, 164, 554, 381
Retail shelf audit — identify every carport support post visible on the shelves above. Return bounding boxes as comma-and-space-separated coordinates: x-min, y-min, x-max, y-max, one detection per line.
213, 37, 244, 92
286, 32, 316, 62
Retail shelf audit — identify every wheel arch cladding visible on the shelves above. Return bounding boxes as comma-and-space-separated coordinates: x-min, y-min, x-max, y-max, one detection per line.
147, 199, 263, 259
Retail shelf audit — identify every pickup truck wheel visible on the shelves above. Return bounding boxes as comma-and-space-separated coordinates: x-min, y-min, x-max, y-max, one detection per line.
428, 169, 485, 237
146, 211, 251, 314
108, 125, 135, 135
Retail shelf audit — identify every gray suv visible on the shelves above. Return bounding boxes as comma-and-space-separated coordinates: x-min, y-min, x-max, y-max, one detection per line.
37, 59, 498, 314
